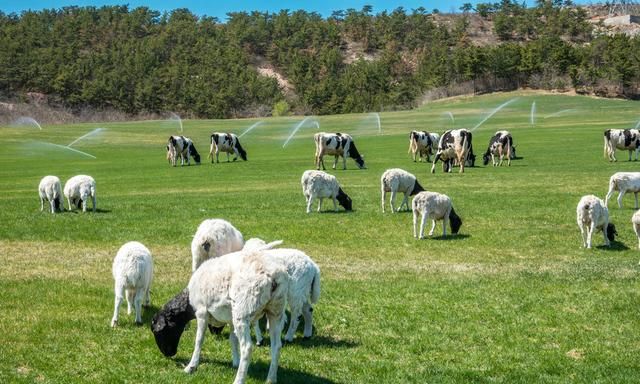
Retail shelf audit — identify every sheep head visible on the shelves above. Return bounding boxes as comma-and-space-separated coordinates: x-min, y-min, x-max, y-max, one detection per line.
150, 289, 195, 357
336, 187, 353, 211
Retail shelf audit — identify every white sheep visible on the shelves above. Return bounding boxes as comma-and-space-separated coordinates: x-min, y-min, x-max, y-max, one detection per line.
111, 241, 153, 327
63, 175, 96, 213
191, 219, 244, 272
412, 191, 463, 239
243, 237, 284, 252
605, 172, 640, 209
151, 249, 289, 384
380, 168, 425, 213
250, 247, 321, 345
301, 170, 352, 213
38, 175, 64, 213
632, 210, 640, 249
576, 195, 617, 248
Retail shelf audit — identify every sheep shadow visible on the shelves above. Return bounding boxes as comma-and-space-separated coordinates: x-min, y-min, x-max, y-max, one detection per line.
595, 240, 629, 251
141, 304, 161, 325
423, 233, 471, 241
62, 208, 111, 214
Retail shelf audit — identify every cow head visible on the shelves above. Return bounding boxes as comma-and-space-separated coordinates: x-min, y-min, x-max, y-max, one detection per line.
482, 152, 491, 166
151, 289, 195, 357
347, 141, 366, 169
510, 145, 517, 159
336, 187, 353, 211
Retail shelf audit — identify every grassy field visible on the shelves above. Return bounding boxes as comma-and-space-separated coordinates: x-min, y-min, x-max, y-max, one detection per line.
1, 91, 639, 383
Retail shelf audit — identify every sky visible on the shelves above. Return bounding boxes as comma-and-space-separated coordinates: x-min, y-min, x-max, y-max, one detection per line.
0, 0, 594, 21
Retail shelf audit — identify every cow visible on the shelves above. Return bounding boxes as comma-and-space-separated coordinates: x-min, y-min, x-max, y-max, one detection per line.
167, 136, 201, 167
208, 133, 247, 163
314, 132, 366, 170
483, 130, 514, 166
604, 129, 640, 162
408, 130, 440, 162
431, 129, 474, 173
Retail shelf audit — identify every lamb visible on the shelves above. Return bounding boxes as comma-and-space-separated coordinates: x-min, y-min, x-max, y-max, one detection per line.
381, 168, 425, 213
632, 210, 640, 249
249, 246, 321, 345
191, 219, 244, 272
151, 249, 289, 384
605, 172, 640, 209
577, 195, 617, 248
111, 241, 153, 327
412, 191, 463, 239
301, 170, 352, 213
38, 175, 64, 213
63, 175, 96, 213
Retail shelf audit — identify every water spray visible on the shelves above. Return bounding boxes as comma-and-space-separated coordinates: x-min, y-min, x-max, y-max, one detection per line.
470, 98, 519, 132
543, 109, 575, 119
11, 117, 42, 130
67, 128, 105, 147
239, 121, 263, 138
283, 117, 312, 148
530, 101, 536, 126
169, 112, 183, 133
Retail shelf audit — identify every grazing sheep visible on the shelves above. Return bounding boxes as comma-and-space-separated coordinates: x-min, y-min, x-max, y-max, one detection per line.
412, 191, 462, 239
191, 219, 244, 272
632, 210, 640, 249
38, 175, 64, 213
301, 170, 352, 213
63, 175, 96, 213
151, 250, 289, 384
605, 172, 640, 209
381, 168, 425, 213
251, 247, 321, 345
111, 241, 153, 327
576, 195, 617, 249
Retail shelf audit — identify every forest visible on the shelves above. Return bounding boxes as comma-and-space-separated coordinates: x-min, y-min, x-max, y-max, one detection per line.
1, 0, 639, 118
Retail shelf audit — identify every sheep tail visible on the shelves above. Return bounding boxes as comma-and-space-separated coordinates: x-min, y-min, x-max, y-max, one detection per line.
310, 266, 321, 304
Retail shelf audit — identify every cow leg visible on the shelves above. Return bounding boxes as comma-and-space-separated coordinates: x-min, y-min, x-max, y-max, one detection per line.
227, 152, 231, 162
319, 156, 326, 170
184, 309, 209, 373
342, 155, 347, 170
233, 149, 239, 161
629, 150, 633, 161
332, 156, 338, 170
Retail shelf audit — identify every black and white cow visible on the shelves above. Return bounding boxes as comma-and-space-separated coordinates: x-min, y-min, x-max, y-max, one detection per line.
314, 132, 365, 170
604, 129, 640, 162
408, 130, 440, 162
431, 129, 474, 173
483, 130, 514, 166
208, 133, 247, 163
167, 136, 201, 167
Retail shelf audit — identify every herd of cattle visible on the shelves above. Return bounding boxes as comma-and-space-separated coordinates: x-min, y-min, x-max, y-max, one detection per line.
33, 125, 640, 384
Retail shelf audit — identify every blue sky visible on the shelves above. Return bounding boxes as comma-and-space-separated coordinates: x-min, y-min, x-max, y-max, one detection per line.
0, 1, 593, 21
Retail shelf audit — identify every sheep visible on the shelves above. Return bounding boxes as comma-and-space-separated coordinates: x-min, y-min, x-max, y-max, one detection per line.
301, 170, 352, 213
412, 191, 463, 239
38, 175, 64, 213
632, 210, 640, 249
243, 238, 284, 252
605, 172, 640, 209
111, 241, 153, 327
63, 175, 96, 213
151, 249, 289, 384
249, 246, 321, 345
380, 168, 425, 213
577, 195, 617, 248
191, 219, 244, 272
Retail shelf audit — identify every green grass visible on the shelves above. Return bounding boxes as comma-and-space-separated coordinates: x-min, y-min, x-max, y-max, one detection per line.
1, 90, 639, 383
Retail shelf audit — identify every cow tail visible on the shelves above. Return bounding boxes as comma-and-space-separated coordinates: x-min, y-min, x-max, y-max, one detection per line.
409, 132, 416, 154
604, 130, 612, 159
235, 138, 247, 161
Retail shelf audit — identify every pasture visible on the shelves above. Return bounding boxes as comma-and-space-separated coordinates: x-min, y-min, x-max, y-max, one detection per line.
1, 91, 639, 383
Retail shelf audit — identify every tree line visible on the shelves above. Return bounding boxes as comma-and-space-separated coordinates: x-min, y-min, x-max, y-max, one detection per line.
0, 1, 639, 118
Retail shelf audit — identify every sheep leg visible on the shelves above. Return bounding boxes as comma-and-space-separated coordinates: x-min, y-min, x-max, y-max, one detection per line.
317, 198, 323, 212
49, 199, 56, 214
253, 318, 264, 346
184, 309, 209, 373
413, 209, 419, 238
67, 197, 72, 211
111, 281, 124, 327
634, 223, 640, 249
125, 288, 135, 315
605, 187, 615, 208
419, 212, 428, 239
381, 190, 386, 213
285, 301, 303, 342
579, 223, 588, 248
229, 324, 240, 367
399, 193, 409, 211
133, 288, 145, 325
302, 302, 313, 338
40, 197, 45, 212
587, 221, 596, 249
617, 191, 626, 209
306, 195, 314, 214
266, 312, 284, 384
442, 215, 449, 237
231, 320, 253, 384
390, 191, 397, 213
603, 221, 610, 247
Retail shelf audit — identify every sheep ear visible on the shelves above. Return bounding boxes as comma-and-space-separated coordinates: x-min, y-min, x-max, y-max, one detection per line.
202, 242, 210, 252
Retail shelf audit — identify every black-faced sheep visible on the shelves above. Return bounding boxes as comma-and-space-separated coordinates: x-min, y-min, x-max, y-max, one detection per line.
301, 170, 352, 213
38, 175, 64, 213
380, 168, 425, 213
412, 191, 462, 238
577, 194, 617, 249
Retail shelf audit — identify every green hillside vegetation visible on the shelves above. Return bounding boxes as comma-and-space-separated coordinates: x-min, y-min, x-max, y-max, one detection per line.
2, 2, 640, 119
1, 92, 639, 383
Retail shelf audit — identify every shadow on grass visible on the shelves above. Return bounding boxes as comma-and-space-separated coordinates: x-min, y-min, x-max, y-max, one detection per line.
596, 240, 629, 251
422, 233, 471, 241
62, 208, 111, 214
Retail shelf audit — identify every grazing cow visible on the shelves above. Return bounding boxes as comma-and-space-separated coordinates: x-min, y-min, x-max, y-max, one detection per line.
431, 129, 474, 173
483, 130, 514, 166
604, 129, 640, 162
576, 195, 617, 248
208, 133, 247, 163
408, 131, 440, 162
167, 136, 201, 166
314, 132, 365, 170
